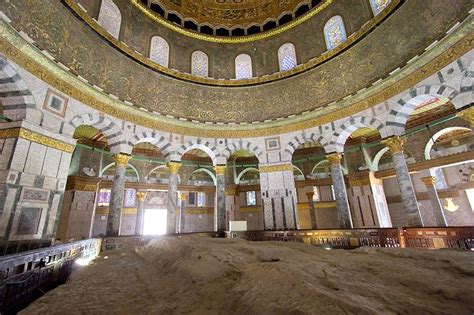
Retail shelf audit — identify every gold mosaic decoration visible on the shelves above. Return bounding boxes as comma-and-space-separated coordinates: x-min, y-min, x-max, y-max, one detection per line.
0, 128, 75, 153
67, 0, 396, 86
0, 3, 472, 138
259, 164, 293, 173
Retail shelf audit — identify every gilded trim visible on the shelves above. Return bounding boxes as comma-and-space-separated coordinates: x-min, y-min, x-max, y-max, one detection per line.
239, 206, 262, 213
0, 128, 75, 153
259, 164, 293, 173
314, 201, 337, 208
65, 0, 398, 87
130, 0, 334, 44
0, 15, 472, 138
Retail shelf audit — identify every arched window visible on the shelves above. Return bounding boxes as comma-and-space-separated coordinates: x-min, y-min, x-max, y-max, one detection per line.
98, 0, 122, 39
149, 36, 169, 67
235, 54, 252, 80
370, 0, 391, 16
278, 43, 297, 71
323, 15, 347, 50
191, 51, 209, 77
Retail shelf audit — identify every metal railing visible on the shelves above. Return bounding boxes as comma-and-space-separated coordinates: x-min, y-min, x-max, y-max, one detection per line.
226, 227, 474, 251
0, 238, 102, 313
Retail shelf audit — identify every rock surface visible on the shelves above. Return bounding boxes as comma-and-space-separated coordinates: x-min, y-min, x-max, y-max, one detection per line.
22, 236, 474, 314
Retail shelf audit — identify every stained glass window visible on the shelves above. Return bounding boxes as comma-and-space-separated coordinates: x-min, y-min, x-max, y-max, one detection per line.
98, 189, 111, 207
323, 16, 347, 50
246, 191, 256, 206
124, 189, 136, 207
370, 0, 391, 16
150, 36, 170, 67
98, 0, 122, 39
278, 43, 297, 71
191, 51, 209, 77
235, 54, 253, 79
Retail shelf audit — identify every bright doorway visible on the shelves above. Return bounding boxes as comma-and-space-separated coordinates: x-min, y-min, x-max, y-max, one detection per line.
143, 209, 167, 235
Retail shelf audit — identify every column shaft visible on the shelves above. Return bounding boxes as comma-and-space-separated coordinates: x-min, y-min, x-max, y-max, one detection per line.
382, 136, 422, 226
178, 192, 187, 233
306, 192, 318, 229
215, 165, 226, 233
166, 162, 181, 234
327, 153, 353, 228
107, 153, 131, 236
421, 177, 447, 227
135, 191, 147, 235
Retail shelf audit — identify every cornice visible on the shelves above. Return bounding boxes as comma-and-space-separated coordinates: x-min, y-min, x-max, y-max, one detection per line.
0, 14, 472, 137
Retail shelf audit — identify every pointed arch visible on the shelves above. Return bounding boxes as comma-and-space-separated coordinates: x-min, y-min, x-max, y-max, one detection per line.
100, 162, 140, 181
235, 54, 252, 79
222, 140, 265, 163
424, 127, 471, 160
284, 132, 329, 158
386, 84, 459, 135
323, 15, 347, 50
235, 167, 260, 184
176, 139, 219, 165
98, 0, 122, 39
372, 147, 390, 171
189, 168, 217, 185
127, 131, 174, 160
331, 116, 387, 153
69, 113, 125, 150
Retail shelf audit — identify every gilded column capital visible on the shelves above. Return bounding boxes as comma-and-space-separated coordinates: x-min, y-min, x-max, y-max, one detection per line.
136, 191, 147, 201
381, 136, 405, 154
326, 152, 342, 166
457, 107, 474, 127
214, 165, 227, 176
305, 191, 314, 198
179, 191, 188, 201
420, 176, 436, 188
113, 153, 132, 167
167, 161, 182, 174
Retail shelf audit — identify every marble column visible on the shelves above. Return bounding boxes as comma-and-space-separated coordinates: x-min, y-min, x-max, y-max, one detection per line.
306, 191, 318, 229
215, 165, 227, 233
178, 191, 187, 233
135, 191, 147, 235
326, 153, 353, 229
166, 161, 181, 234
421, 176, 448, 227
107, 153, 132, 236
382, 136, 423, 226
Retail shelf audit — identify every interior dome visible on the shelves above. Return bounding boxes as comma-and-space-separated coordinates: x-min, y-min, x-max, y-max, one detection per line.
141, 0, 322, 36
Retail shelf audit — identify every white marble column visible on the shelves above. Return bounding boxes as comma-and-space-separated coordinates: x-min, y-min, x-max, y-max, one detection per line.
326, 153, 353, 229
306, 191, 318, 229
259, 163, 298, 230
166, 162, 181, 234
107, 153, 131, 236
382, 136, 423, 227
225, 186, 237, 230
421, 176, 448, 227
215, 165, 227, 233
135, 191, 147, 235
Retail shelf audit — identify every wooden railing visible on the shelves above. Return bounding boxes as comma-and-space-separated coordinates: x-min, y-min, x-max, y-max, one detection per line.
0, 238, 102, 313
226, 227, 474, 251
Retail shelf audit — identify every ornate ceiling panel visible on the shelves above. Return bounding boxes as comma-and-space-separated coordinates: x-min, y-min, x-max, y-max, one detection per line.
149, 0, 311, 28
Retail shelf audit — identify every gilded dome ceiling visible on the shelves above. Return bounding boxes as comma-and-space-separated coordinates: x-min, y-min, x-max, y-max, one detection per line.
146, 0, 314, 30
